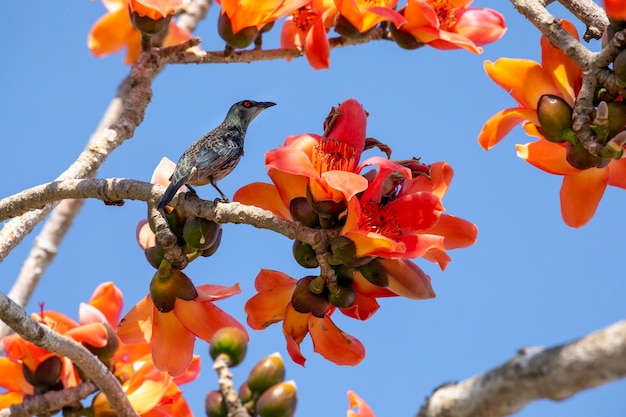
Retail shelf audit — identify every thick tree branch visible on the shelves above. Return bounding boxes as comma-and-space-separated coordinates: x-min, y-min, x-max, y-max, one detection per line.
417, 320, 626, 417
213, 354, 248, 417
557, 0, 609, 41
0, 292, 137, 417
0, 382, 97, 417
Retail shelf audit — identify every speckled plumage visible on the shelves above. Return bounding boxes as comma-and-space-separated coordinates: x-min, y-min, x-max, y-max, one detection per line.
157, 100, 275, 209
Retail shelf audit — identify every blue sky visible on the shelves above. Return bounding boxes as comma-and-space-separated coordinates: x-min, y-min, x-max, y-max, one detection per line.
1, 1, 625, 416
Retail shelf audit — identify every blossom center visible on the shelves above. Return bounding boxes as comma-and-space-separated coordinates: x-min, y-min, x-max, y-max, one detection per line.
429, 0, 457, 29
358, 200, 402, 240
313, 137, 359, 174
292, 6, 317, 31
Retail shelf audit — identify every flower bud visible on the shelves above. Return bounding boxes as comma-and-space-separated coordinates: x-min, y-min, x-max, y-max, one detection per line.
334, 14, 372, 39
289, 197, 319, 228
239, 381, 253, 403
291, 276, 329, 318
389, 17, 421, 50
183, 217, 221, 250
565, 142, 606, 170
205, 390, 228, 417
255, 381, 298, 417
161, 206, 187, 238
536, 94, 573, 143
357, 259, 389, 287
84, 323, 119, 368
292, 240, 319, 268
614, 49, 626, 88
218, 12, 259, 49
306, 183, 346, 218
150, 267, 198, 312
32, 356, 62, 389
607, 101, 626, 139
199, 227, 223, 257
328, 282, 356, 309
209, 327, 248, 367
144, 241, 165, 269
247, 353, 286, 395
130, 12, 172, 36
330, 236, 357, 266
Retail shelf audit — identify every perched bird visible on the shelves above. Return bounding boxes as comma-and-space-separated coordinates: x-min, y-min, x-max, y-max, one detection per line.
157, 100, 276, 209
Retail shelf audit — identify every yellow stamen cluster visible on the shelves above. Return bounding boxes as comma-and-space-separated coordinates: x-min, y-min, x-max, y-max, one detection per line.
358, 200, 402, 240
313, 138, 358, 174
430, 0, 457, 29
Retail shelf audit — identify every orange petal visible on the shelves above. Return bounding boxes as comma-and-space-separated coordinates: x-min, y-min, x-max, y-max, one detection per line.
0, 391, 25, 409
479, 107, 538, 150
378, 258, 436, 299
65, 323, 109, 347
255, 268, 297, 291
163, 21, 193, 47
268, 167, 309, 209
173, 355, 201, 386
541, 20, 581, 105
266, 147, 320, 179
88, 282, 124, 327
340, 291, 380, 321
323, 170, 369, 200
516, 140, 580, 175
308, 315, 365, 366
245, 285, 295, 330
422, 248, 452, 271
175, 299, 247, 343
422, 214, 478, 249
402, 233, 446, 258
454, 7, 506, 47
304, 17, 331, 70
233, 182, 292, 220
151, 311, 195, 377
347, 390, 376, 417
88, 7, 135, 57
345, 230, 406, 258
117, 295, 154, 344
608, 158, 626, 189
484, 58, 561, 109
560, 168, 608, 227
131, 0, 181, 19
0, 357, 32, 393
405, 161, 453, 198
194, 283, 241, 302
283, 304, 310, 366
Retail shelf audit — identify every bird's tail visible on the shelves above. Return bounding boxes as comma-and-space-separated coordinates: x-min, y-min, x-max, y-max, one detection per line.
157, 177, 188, 210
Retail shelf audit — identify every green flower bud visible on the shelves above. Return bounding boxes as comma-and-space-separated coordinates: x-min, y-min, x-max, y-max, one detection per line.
260, 21, 275, 34
247, 353, 286, 395
289, 197, 319, 228
183, 217, 221, 251
330, 236, 357, 266
607, 101, 626, 139
205, 390, 227, 417
163, 206, 187, 238
291, 276, 329, 318
130, 12, 172, 36
144, 242, 165, 269
389, 22, 421, 50
209, 327, 248, 367
565, 142, 606, 170
256, 381, 298, 417
239, 381, 254, 404
84, 322, 119, 369
150, 267, 198, 312
218, 12, 259, 49
199, 228, 223, 258
292, 240, 319, 268
328, 282, 356, 309
357, 259, 389, 287
536, 94, 573, 143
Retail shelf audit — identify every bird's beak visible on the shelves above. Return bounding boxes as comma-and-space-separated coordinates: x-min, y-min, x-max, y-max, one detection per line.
259, 102, 276, 109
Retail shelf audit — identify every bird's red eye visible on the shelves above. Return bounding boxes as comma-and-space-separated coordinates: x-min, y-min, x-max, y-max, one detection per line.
243, 101, 251, 108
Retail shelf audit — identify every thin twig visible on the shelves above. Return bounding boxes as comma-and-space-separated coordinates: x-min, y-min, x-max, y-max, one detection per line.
213, 354, 248, 417
0, 382, 97, 417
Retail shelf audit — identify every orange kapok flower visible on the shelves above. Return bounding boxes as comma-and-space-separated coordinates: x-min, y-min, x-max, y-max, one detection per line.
347, 390, 376, 417
217, 0, 310, 34
88, 0, 191, 64
397, 0, 505, 53
604, 0, 626, 20
281, 1, 336, 69
479, 20, 626, 227
118, 283, 246, 377
334, 0, 406, 34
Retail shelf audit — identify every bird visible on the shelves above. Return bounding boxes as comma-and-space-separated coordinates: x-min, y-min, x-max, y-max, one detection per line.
157, 100, 276, 209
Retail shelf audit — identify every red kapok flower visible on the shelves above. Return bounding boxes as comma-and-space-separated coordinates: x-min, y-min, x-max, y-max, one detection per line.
88, 0, 191, 64
347, 390, 376, 417
281, 1, 336, 69
334, 0, 406, 34
217, 0, 310, 34
479, 20, 626, 227
604, 0, 626, 20
397, 0, 506, 53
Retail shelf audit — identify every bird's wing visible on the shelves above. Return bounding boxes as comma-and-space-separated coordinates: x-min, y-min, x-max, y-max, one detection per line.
194, 134, 243, 170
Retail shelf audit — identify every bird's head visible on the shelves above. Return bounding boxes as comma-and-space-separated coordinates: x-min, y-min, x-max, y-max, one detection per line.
227, 100, 276, 127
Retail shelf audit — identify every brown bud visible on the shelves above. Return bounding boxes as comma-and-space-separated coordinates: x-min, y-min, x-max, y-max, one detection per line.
306, 183, 346, 218
607, 101, 626, 139
536, 94, 573, 143
150, 267, 198, 312
144, 241, 165, 269
565, 142, 606, 170
218, 12, 259, 49
389, 21, 421, 50
255, 380, 298, 417
291, 276, 329, 318
328, 282, 356, 309
334, 14, 373, 39
84, 323, 119, 368
330, 236, 357, 266
292, 240, 319, 268
247, 353, 286, 395
33, 356, 62, 388
289, 197, 319, 228
209, 327, 248, 367
205, 390, 228, 417
130, 12, 172, 36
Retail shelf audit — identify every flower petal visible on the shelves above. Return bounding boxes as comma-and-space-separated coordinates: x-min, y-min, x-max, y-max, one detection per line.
117, 295, 154, 344
88, 282, 124, 327
515, 140, 580, 175
0, 357, 32, 393
454, 8, 506, 47
308, 315, 365, 366
283, 304, 310, 366
608, 158, 626, 189
479, 107, 538, 150
347, 390, 376, 417
151, 311, 195, 377
175, 298, 247, 343
65, 323, 109, 347
422, 214, 478, 249
194, 283, 242, 302
541, 19, 581, 105
378, 258, 436, 299
560, 168, 608, 227
233, 182, 292, 219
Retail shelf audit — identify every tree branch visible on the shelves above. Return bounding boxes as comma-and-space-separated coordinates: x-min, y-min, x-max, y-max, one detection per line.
417, 320, 626, 417
213, 354, 248, 417
557, 0, 609, 41
0, 292, 137, 417
0, 382, 97, 417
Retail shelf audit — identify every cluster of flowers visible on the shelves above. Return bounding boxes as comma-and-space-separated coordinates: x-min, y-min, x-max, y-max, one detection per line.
88, 0, 506, 67
0, 283, 198, 416
235, 98, 477, 365
479, 18, 626, 228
